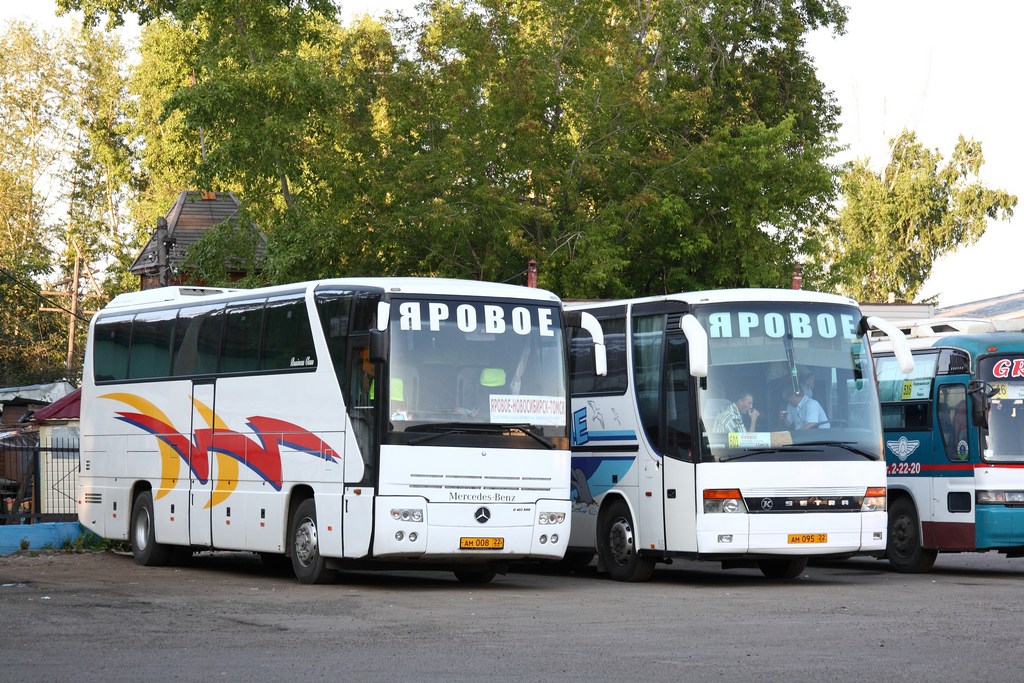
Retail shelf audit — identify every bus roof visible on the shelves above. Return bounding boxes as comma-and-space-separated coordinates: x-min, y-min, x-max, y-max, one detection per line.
565, 288, 859, 311
873, 331, 1024, 356
101, 278, 561, 313
869, 317, 1024, 340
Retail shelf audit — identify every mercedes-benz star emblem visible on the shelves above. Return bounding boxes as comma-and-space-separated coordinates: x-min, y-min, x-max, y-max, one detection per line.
760, 498, 774, 511
475, 507, 491, 524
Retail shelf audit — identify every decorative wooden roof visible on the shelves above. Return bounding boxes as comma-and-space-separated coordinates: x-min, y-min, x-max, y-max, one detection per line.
129, 191, 265, 280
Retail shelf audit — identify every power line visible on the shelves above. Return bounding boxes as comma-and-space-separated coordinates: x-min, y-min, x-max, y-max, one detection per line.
0, 265, 91, 323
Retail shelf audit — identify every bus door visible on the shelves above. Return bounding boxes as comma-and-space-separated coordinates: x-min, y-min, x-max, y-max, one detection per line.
660, 334, 698, 552
926, 381, 975, 549
188, 379, 216, 547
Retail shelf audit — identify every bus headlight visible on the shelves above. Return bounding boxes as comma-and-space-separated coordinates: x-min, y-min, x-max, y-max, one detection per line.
861, 487, 887, 512
977, 490, 1024, 504
391, 508, 424, 522
703, 489, 746, 514
539, 511, 565, 525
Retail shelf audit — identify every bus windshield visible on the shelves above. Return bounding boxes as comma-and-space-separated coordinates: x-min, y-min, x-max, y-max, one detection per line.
694, 302, 882, 462
386, 297, 568, 440
980, 355, 1024, 463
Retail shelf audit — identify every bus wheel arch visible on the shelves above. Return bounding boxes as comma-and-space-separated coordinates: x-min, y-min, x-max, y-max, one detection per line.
887, 493, 938, 573
288, 493, 335, 584
130, 488, 171, 567
596, 496, 655, 582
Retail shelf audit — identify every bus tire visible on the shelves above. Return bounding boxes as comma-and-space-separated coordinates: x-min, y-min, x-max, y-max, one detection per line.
260, 552, 294, 576
289, 498, 335, 584
131, 490, 171, 567
887, 497, 937, 573
453, 568, 497, 584
598, 499, 655, 582
758, 557, 808, 579
557, 550, 596, 572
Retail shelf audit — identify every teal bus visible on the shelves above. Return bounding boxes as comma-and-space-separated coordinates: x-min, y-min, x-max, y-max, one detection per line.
872, 318, 1024, 572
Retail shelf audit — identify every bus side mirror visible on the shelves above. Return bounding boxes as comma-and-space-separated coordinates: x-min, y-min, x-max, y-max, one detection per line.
968, 380, 997, 428
866, 316, 915, 374
566, 310, 607, 376
679, 314, 707, 378
369, 329, 388, 363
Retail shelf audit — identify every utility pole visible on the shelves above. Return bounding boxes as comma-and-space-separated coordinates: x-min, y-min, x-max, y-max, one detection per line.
155, 216, 171, 287
40, 249, 101, 375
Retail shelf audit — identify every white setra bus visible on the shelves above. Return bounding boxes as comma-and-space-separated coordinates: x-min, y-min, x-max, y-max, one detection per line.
79, 278, 605, 584
566, 289, 913, 580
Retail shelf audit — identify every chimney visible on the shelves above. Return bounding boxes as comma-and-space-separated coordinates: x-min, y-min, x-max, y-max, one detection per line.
791, 264, 803, 290
527, 260, 537, 288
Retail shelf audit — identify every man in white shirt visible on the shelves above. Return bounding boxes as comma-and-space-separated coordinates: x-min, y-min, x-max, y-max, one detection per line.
782, 388, 829, 430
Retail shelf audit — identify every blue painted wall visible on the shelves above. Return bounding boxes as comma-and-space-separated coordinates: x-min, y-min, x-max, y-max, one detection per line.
0, 522, 87, 555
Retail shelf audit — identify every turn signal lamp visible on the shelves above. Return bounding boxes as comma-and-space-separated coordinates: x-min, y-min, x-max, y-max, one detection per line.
861, 487, 886, 512
703, 488, 745, 513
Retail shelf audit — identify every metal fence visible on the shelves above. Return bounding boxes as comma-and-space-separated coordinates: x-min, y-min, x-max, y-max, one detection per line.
0, 435, 79, 524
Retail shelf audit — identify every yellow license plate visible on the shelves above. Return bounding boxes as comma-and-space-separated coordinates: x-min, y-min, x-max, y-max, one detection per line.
460, 537, 505, 550
788, 533, 827, 544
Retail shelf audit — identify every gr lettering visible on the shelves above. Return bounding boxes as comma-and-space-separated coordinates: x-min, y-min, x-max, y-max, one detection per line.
992, 358, 1024, 379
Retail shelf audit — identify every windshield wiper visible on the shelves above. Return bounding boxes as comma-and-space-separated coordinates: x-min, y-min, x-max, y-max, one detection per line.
798, 440, 879, 460
720, 446, 815, 461
407, 423, 554, 448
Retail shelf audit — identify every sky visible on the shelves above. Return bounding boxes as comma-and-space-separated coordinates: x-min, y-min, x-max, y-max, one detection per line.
3, 1, 1020, 307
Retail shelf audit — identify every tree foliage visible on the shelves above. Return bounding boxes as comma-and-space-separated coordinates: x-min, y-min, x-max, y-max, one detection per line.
1, 21, 79, 384
1, 19, 137, 384
806, 130, 1017, 302
60, 0, 848, 298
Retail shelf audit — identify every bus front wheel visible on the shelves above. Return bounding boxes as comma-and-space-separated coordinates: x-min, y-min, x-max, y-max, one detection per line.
757, 557, 808, 579
453, 568, 497, 584
289, 498, 335, 584
131, 490, 171, 566
887, 497, 937, 573
598, 499, 655, 582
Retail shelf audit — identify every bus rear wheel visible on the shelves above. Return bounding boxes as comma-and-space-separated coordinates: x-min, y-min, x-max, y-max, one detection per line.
131, 490, 171, 566
289, 499, 335, 584
887, 497, 937, 573
598, 499, 655, 582
757, 557, 808, 579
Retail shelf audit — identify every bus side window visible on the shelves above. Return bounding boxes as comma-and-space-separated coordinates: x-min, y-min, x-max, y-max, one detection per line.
262, 296, 316, 371
937, 384, 968, 461
315, 291, 354, 394
345, 340, 377, 477
93, 315, 133, 382
221, 300, 265, 374
633, 314, 669, 453
663, 336, 694, 459
882, 402, 929, 430
570, 317, 627, 396
127, 310, 176, 380
171, 304, 224, 376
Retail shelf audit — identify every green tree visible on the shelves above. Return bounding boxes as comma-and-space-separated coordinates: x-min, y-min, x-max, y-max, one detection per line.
1, 21, 76, 383
367, 0, 847, 296
63, 23, 141, 299
90, 1, 375, 284
806, 130, 1017, 302
63, 0, 850, 299
1, 20, 137, 383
